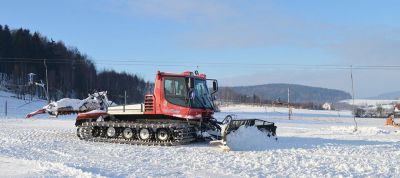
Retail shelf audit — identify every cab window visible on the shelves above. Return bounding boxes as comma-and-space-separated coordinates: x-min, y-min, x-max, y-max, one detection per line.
164, 77, 187, 107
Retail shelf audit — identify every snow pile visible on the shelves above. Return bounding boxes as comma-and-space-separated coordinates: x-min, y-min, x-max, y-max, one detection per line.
227, 126, 276, 151
45, 91, 109, 113
37, 91, 111, 117
48, 98, 84, 110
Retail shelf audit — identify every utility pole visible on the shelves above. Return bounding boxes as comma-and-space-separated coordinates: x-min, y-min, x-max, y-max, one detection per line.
288, 88, 292, 120
5, 100, 7, 117
123, 90, 127, 112
351, 65, 358, 131
44, 59, 49, 103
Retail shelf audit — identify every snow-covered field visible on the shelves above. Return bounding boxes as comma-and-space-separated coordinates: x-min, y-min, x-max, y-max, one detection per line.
0, 95, 400, 177
342, 99, 400, 106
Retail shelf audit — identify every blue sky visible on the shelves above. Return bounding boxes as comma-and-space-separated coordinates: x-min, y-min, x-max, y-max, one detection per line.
1, 0, 400, 98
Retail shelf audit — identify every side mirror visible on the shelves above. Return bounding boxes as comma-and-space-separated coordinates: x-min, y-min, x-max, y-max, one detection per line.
188, 78, 195, 89
212, 80, 218, 93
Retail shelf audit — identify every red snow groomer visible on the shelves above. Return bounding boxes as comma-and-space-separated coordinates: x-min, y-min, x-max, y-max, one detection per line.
75, 71, 277, 151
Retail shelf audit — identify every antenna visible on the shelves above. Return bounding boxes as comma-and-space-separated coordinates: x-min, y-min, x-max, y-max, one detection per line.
351, 65, 358, 132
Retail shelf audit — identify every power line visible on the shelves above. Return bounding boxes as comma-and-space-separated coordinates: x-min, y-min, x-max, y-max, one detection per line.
1, 57, 400, 70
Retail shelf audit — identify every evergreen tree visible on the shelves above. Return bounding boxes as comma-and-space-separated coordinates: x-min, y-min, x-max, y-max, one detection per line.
0, 25, 149, 103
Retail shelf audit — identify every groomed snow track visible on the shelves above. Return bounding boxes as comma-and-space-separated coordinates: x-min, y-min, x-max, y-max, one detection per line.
77, 121, 197, 146
1, 118, 400, 177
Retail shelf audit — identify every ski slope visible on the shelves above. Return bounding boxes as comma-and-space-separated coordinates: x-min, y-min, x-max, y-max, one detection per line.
0, 94, 399, 177
0, 91, 48, 118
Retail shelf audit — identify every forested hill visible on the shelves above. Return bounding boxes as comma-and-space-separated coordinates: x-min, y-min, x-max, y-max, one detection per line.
0, 25, 150, 104
218, 83, 351, 104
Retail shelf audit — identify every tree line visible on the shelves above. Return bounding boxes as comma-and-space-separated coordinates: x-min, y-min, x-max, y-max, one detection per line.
0, 25, 150, 104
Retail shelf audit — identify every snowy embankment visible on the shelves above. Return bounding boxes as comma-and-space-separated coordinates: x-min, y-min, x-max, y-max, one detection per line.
0, 96, 399, 177
0, 91, 48, 118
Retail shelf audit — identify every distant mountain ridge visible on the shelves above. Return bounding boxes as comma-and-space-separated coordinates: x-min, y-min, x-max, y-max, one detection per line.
368, 91, 400, 100
225, 83, 351, 104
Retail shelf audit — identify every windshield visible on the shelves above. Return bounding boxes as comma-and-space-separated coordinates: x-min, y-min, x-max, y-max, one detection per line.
163, 77, 214, 109
190, 79, 214, 109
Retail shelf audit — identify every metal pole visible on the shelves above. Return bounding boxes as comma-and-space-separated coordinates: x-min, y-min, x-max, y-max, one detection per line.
288, 88, 291, 120
5, 100, 7, 117
44, 59, 50, 103
123, 90, 126, 112
351, 65, 358, 131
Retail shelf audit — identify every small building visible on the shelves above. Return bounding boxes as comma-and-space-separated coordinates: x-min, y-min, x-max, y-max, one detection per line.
322, 102, 331, 110
395, 104, 400, 113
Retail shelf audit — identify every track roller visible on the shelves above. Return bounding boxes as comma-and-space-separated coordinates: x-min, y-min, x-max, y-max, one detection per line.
106, 127, 118, 138
122, 128, 135, 139
139, 128, 152, 140
156, 128, 170, 141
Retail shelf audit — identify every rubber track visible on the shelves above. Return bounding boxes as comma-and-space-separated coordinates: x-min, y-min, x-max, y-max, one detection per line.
77, 121, 197, 146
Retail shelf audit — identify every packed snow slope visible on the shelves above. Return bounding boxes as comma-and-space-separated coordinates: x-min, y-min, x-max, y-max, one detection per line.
0, 91, 48, 118
0, 94, 400, 177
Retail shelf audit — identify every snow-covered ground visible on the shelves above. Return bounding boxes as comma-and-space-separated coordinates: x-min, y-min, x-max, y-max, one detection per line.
0, 95, 400, 177
0, 91, 48, 118
342, 99, 400, 106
